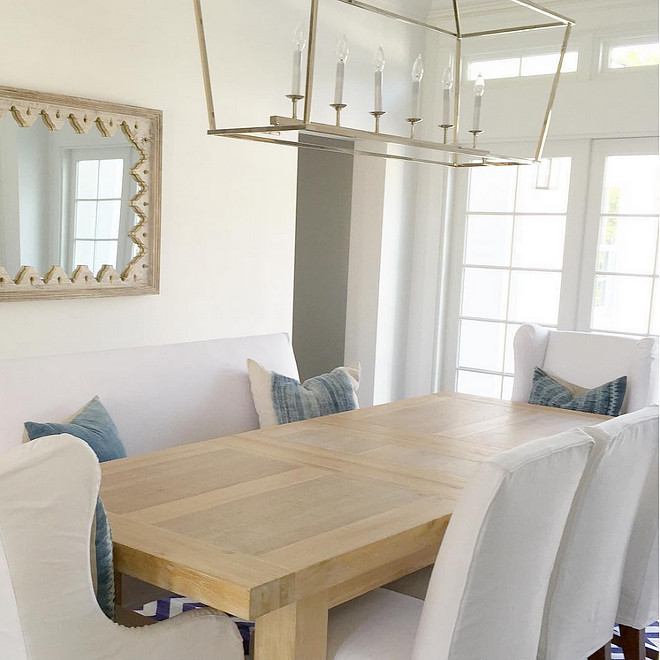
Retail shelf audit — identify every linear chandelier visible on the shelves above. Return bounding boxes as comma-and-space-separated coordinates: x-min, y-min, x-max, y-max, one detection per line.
193, 0, 575, 168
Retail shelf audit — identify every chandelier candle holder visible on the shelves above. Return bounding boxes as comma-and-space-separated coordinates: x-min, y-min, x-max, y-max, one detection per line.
193, 0, 575, 168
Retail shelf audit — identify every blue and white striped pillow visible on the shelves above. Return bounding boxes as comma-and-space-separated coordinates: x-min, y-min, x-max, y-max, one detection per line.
528, 367, 627, 416
247, 359, 360, 428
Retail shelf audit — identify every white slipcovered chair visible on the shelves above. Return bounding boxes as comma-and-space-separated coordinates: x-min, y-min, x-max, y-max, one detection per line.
537, 406, 659, 660
512, 324, 659, 414
613, 447, 659, 660
513, 324, 659, 659
326, 429, 594, 660
0, 435, 244, 660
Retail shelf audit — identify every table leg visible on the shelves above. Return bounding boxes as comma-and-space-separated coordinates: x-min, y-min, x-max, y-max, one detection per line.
254, 592, 328, 660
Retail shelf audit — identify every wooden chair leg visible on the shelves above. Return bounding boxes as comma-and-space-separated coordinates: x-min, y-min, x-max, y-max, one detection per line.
648, 649, 658, 660
619, 625, 646, 660
589, 644, 613, 660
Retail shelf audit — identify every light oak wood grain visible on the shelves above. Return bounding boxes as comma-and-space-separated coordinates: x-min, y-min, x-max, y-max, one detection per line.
101, 393, 606, 659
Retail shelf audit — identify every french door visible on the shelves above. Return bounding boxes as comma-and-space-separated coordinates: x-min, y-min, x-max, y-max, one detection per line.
441, 136, 659, 398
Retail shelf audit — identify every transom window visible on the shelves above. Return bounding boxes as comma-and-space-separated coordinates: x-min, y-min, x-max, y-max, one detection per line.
467, 52, 578, 81
608, 42, 660, 69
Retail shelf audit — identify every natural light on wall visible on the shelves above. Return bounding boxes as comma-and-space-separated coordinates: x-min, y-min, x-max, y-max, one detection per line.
467, 52, 578, 81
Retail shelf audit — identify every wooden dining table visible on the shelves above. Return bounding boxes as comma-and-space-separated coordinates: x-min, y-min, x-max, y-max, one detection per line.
100, 392, 607, 660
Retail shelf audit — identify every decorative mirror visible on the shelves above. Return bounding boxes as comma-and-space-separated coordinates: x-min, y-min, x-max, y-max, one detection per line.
0, 85, 161, 300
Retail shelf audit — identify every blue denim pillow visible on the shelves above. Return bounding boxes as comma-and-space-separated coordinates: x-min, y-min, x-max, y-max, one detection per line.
528, 367, 627, 416
24, 396, 125, 619
248, 359, 360, 427
25, 396, 127, 462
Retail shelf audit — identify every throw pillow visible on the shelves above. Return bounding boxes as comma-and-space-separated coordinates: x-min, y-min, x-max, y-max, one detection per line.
24, 396, 125, 619
24, 396, 127, 463
247, 359, 360, 428
528, 367, 627, 416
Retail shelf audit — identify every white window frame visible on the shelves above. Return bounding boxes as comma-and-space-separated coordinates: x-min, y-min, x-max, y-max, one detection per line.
598, 34, 660, 74
61, 146, 136, 275
441, 136, 660, 395
466, 51, 579, 82
576, 136, 660, 335
440, 140, 592, 393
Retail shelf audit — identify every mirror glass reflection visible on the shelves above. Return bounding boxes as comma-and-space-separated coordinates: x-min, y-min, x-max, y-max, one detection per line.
0, 118, 140, 279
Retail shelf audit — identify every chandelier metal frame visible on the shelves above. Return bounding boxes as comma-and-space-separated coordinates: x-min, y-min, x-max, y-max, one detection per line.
193, 0, 575, 168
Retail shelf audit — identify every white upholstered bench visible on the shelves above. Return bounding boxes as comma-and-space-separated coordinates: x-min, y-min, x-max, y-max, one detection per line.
0, 332, 299, 610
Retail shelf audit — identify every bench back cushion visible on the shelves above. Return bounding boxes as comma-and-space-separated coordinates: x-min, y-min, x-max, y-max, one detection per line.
0, 333, 298, 455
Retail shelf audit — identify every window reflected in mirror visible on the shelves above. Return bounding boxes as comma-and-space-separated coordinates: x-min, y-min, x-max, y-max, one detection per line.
0, 118, 140, 279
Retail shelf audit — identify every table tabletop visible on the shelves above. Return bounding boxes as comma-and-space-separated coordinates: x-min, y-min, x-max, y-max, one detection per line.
101, 393, 607, 660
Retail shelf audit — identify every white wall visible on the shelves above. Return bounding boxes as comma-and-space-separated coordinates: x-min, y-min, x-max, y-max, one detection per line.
0, 0, 300, 359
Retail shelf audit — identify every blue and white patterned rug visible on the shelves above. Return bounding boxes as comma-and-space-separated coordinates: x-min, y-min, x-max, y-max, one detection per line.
135, 596, 659, 659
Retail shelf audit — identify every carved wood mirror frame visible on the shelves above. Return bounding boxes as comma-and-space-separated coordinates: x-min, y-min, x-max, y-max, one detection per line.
0, 85, 161, 301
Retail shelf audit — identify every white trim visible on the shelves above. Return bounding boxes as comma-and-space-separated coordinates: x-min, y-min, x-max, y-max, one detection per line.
577, 137, 660, 334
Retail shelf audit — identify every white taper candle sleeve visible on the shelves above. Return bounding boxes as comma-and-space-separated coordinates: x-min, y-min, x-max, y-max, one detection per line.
412, 80, 421, 118
443, 88, 451, 125
334, 61, 345, 105
474, 95, 482, 131
375, 70, 383, 112
292, 50, 303, 96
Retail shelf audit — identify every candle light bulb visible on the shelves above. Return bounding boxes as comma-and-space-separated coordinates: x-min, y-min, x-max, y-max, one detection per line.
374, 45, 385, 72
475, 73, 485, 97
293, 24, 307, 52
337, 34, 349, 63
412, 54, 424, 82
442, 63, 454, 90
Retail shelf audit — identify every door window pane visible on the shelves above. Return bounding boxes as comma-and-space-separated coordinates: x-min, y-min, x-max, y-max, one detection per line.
462, 268, 509, 320
98, 159, 124, 199
74, 241, 95, 268
96, 201, 122, 239
513, 215, 566, 269
516, 157, 572, 214
508, 271, 562, 325
93, 242, 118, 273
597, 217, 659, 275
468, 167, 516, 213
465, 215, 512, 266
602, 156, 660, 215
592, 275, 652, 333
457, 371, 502, 398
459, 320, 505, 371
76, 160, 99, 199
75, 201, 97, 239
